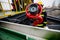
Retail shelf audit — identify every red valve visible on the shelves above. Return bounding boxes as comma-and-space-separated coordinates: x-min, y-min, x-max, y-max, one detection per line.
25, 3, 43, 26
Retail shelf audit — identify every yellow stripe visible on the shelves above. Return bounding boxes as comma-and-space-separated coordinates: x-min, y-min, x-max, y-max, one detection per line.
41, 14, 44, 17
43, 10, 46, 12
44, 22, 47, 24
37, 24, 43, 26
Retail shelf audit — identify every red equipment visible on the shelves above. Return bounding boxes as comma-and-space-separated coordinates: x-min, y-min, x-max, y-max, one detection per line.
26, 3, 43, 26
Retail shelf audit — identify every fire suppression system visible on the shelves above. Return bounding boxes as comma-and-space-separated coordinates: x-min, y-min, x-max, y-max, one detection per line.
26, 3, 43, 26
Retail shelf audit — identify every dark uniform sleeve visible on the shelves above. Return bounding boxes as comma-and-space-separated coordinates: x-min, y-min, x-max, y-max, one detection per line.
43, 10, 47, 22
42, 10, 47, 26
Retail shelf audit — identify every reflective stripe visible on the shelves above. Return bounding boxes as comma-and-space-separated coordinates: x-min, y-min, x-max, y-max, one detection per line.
43, 10, 46, 12
44, 22, 47, 24
41, 14, 44, 17
37, 24, 43, 26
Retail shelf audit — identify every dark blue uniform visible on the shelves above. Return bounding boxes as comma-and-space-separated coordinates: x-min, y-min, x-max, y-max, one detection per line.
37, 9, 47, 27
